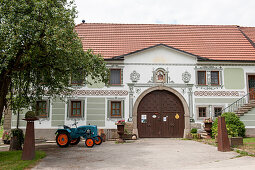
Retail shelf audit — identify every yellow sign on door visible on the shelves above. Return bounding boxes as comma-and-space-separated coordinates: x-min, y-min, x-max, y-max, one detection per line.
175, 114, 180, 120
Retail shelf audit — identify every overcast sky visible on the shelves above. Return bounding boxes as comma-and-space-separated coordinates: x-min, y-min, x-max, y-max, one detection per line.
73, 0, 255, 26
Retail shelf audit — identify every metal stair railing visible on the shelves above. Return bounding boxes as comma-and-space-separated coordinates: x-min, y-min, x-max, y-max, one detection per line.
221, 90, 255, 114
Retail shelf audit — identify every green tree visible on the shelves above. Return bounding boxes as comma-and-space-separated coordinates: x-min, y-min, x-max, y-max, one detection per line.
0, 0, 109, 122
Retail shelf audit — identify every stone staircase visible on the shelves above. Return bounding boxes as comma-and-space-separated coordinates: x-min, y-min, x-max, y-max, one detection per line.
235, 100, 255, 117
221, 91, 255, 137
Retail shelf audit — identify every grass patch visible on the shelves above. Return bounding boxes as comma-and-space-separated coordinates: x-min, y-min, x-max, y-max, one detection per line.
0, 126, 3, 139
243, 137, 255, 144
0, 150, 46, 170
193, 138, 218, 147
234, 149, 255, 157
236, 137, 255, 154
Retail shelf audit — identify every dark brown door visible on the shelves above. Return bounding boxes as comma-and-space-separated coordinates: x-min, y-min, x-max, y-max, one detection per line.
248, 75, 255, 100
137, 90, 184, 138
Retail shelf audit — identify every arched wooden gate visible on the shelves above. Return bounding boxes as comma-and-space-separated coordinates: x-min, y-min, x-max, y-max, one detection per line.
137, 90, 184, 138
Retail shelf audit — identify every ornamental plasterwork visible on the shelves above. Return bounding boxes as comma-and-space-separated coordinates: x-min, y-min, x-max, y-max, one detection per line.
130, 70, 140, 82
182, 71, 191, 83
129, 86, 134, 93
71, 90, 128, 96
136, 88, 141, 94
194, 91, 245, 97
154, 68, 167, 83
195, 65, 223, 71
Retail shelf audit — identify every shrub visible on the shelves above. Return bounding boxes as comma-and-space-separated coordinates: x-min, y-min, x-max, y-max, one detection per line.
190, 128, 197, 134
25, 111, 36, 119
11, 128, 24, 144
212, 112, 245, 138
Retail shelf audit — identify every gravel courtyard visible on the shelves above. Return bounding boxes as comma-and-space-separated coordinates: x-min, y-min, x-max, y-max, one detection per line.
33, 138, 255, 170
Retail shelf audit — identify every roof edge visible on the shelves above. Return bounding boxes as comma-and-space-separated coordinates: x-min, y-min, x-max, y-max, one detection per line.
111, 44, 210, 61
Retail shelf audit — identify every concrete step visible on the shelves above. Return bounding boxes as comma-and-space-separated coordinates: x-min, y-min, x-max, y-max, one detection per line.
249, 100, 255, 104
238, 109, 250, 113
240, 106, 252, 109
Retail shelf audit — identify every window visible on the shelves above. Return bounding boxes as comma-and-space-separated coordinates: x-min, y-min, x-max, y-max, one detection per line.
211, 71, 219, 85
214, 107, 222, 117
111, 101, 122, 117
71, 101, 82, 117
36, 101, 47, 118
197, 70, 222, 86
199, 107, 206, 117
71, 73, 84, 85
197, 71, 206, 85
110, 69, 121, 85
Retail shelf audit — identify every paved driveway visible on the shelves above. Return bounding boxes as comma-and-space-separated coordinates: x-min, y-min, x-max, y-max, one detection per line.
33, 138, 255, 170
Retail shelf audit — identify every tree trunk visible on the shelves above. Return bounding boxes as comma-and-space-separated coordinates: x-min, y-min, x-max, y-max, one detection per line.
0, 76, 11, 123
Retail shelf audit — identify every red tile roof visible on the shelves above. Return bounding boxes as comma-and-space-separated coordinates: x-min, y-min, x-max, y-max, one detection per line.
75, 23, 255, 61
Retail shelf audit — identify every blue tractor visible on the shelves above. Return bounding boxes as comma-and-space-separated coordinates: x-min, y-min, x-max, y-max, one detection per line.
55, 121, 102, 148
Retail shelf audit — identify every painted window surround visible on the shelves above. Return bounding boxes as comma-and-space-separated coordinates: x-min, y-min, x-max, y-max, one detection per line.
36, 101, 48, 118
195, 66, 223, 89
107, 64, 124, 86
196, 105, 210, 120
36, 99, 50, 119
196, 104, 225, 121
67, 98, 85, 120
107, 98, 125, 120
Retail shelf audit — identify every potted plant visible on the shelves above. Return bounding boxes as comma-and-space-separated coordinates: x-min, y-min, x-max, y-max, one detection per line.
204, 118, 213, 138
115, 120, 125, 143
2, 130, 11, 144
9, 128, 24, 150
190, 128, 200, 139
24, 111, 38, 120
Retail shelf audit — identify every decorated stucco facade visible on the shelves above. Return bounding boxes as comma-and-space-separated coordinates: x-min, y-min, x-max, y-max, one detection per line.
11, 44, 255, 139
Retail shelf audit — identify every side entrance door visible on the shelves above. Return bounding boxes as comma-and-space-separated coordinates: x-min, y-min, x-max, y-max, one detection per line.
248, 75, 255, 100
137, 90, 184, 138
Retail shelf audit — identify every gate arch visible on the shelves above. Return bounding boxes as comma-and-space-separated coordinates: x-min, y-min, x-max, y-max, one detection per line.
132, 86, 190, 138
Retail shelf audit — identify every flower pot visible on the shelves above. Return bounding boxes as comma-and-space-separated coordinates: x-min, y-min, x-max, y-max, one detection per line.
122, 134, 133, 140
117, 124, 125, 143
3, 140, 10, 144
204, 122, 212, 138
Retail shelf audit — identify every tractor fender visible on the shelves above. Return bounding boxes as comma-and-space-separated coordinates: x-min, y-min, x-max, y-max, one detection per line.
55, 129, 71, 135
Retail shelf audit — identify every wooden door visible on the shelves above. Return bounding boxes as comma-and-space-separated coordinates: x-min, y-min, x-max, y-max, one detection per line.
248, 75, 255, 100
137, 90, 184, 138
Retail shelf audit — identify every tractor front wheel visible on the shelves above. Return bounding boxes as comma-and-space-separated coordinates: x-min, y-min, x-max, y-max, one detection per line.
70, 137, 80, 145
56, 132, 70, 148
94, 135, 102, 145
85, 138, 94, 148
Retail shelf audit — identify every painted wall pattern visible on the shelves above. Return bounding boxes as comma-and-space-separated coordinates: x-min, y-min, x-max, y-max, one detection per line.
71, 90, 128, 96
194, 91, 245, 97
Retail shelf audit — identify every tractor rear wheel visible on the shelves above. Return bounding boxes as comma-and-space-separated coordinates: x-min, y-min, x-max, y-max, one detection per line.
56, 131, 70, 148
70, 137, 80, 145
94, 135, 102, 145
85, 138, 94, 148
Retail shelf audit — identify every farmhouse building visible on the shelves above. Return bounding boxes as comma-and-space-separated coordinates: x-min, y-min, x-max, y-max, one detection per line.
10, 23, 255, 139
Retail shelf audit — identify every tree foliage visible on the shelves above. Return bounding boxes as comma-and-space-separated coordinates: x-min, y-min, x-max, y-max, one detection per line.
0, 0, 109, 121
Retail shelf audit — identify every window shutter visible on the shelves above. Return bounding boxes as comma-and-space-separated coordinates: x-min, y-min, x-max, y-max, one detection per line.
107, 100, 111, 118
121, 100, 124, 119
47, 99, 50, 118
121, 69, 123, 84
67, 100, 71, 118
82, 100, 85, 118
